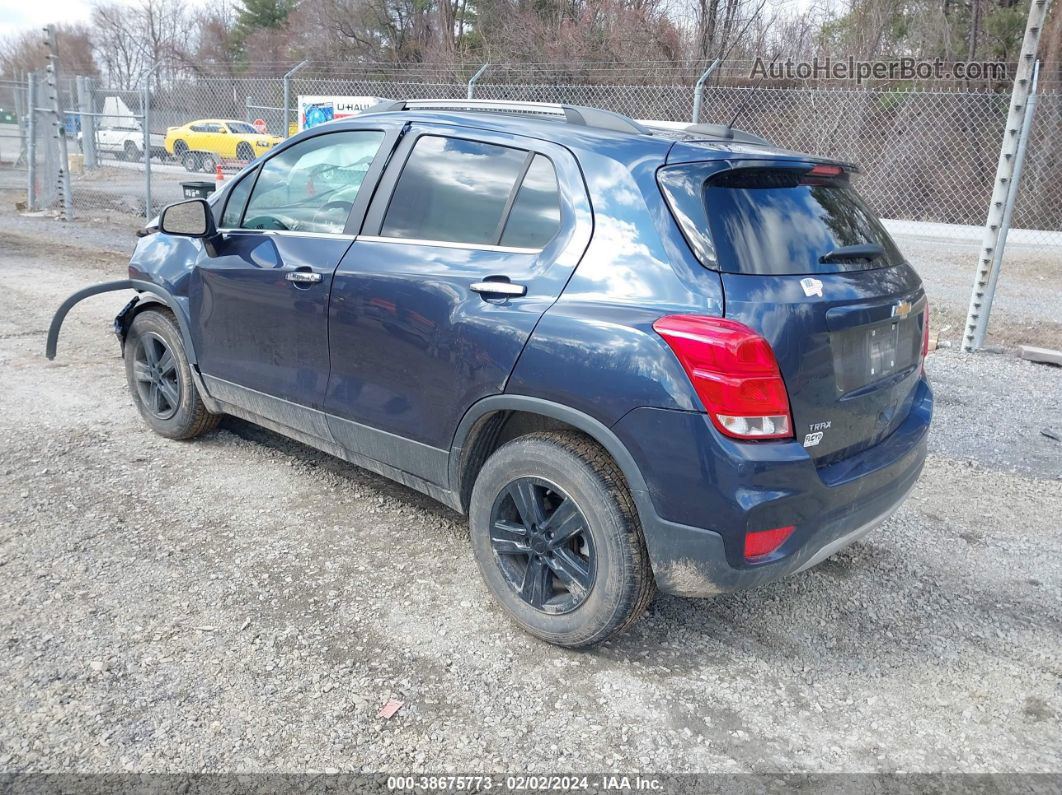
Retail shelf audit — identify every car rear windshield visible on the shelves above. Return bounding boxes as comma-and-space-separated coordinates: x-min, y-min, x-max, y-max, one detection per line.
704, 168, 904, 275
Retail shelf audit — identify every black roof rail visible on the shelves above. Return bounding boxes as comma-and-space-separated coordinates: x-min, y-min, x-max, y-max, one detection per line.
362, 98, 651, 136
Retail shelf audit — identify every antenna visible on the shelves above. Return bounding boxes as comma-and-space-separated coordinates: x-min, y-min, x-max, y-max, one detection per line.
726, 78, 763, 135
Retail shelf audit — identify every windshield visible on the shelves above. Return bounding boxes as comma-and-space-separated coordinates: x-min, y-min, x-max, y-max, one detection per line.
227, 121, 257, 134
705, 169, 904, 275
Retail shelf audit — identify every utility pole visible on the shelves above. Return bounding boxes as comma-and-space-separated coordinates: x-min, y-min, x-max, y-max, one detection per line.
962, 0, 1049, 350
43, 25, 73, 220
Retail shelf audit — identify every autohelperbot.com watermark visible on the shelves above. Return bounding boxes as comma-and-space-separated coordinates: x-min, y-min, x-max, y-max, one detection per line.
750, 56, 1008, 83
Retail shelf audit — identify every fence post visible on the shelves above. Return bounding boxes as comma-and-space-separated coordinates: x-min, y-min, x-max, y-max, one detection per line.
77, 75, 97, 169
283, 60, 309, 137
692, 58, 722, 124
246, 95, 253, 122
13, 72, 27, 166
143, 62, 161, 222
43, 26, 73, 220
975, 61, 1041, 348
26, 73, 37, 210
962, 0, 1049, 351
467, 63, 489, 100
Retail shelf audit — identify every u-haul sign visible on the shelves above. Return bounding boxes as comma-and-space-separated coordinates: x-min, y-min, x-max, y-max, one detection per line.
297, 96, 384, 132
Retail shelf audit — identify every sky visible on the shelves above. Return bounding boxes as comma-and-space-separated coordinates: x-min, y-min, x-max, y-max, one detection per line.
0, 0, 214, 38
0, 0, 93, 37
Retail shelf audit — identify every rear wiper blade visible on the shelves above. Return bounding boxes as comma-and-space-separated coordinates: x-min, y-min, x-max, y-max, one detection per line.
819, 243, 884, 263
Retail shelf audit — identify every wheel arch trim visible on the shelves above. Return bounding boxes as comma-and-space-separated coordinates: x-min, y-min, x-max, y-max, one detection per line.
449, 395, 654, 515
46, 279, 199, 365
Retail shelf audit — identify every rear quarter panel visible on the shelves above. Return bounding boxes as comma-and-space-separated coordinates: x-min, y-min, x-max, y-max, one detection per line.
507, 139, 717, 425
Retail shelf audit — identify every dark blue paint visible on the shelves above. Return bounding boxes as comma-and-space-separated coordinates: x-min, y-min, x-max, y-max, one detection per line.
326, 240, 563, 449
118, 108, 932, 598
189, 231, 353, 404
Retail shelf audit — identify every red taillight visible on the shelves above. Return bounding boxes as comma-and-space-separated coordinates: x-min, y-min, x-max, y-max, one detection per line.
653, 315, 793, 440
744, 525, 795, 560
806, 164, 843, 178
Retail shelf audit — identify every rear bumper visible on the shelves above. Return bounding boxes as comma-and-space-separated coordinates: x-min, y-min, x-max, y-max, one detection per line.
615, 378, 932, 597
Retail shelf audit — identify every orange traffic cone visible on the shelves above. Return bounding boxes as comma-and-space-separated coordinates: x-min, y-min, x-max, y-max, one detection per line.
215, 163, 224, 188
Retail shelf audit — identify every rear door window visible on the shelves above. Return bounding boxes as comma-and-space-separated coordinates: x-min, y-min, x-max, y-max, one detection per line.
704, 168, 903, 275
500, 155, 561, 249
381, 136, 528, 246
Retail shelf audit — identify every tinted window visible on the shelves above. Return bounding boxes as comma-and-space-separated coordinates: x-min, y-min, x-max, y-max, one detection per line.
704, 169, 903, 275
242, 130, 383, 234
500, 155, 561, 249
381, 136, 527, 245
220, 168, 256, 228
227, 121, 257, 134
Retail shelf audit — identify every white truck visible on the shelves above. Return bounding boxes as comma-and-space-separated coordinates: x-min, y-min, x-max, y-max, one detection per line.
78, 96, 167, 162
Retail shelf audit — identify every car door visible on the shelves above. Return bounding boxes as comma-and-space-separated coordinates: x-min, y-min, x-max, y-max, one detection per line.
188, 126, 396, 419
324, 126, 593, 483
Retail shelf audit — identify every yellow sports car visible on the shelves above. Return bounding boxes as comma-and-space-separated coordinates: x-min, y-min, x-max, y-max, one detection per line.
164, 119, 282, 171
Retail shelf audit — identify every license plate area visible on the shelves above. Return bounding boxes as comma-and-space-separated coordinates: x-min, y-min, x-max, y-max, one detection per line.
832, 316, 919, 393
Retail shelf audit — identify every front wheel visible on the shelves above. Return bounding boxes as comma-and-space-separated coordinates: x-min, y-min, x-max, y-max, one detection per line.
469, 431, 655, 648
124, 309, 220, 440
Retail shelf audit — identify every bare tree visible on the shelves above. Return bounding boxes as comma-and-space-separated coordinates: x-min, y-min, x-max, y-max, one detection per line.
91, 0, 187, 89
0, 24, 97, 80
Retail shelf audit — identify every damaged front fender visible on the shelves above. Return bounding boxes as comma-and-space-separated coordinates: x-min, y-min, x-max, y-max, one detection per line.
45, 279, 198, 363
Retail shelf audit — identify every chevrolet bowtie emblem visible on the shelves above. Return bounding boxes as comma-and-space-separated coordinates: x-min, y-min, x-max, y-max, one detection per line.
892, 300, 913, 319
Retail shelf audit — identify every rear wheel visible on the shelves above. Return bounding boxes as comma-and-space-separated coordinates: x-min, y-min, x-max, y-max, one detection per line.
469, 431, 654, 648
199, 152, 219, 174
181, 151, 202, 172
124, 309, 220, 440
124, 140, 141, 162
172, 139, 188, 157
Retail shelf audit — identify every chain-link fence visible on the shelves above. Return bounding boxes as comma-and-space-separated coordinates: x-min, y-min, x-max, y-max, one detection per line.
6, 66, 1060, 251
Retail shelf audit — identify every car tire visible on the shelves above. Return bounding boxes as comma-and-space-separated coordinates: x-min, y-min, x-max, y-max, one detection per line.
173, 139, 188, 157
199, 153, 219, 174
123, 309, 220, 440
124, 140, 141, 162
469, 431, 655, 648
181, 151, 201, 172
236, 142, 254, 162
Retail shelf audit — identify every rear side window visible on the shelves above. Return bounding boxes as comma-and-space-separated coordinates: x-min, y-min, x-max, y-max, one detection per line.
704, 169, 903, 275
381, 136, 528, 246
500, 155, 561, 249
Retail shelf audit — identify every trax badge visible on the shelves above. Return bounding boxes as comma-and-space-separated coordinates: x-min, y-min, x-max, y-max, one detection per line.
801, 277, 824, 298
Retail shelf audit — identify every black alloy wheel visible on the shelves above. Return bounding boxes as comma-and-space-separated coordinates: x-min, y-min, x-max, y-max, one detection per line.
489, 477, 596, 614
131, 331, 181, 420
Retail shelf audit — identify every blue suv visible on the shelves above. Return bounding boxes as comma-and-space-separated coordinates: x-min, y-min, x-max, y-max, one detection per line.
48, 100, 932, 647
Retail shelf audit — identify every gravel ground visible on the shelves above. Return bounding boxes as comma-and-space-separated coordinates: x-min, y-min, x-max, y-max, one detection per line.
0, 212, 1060, 775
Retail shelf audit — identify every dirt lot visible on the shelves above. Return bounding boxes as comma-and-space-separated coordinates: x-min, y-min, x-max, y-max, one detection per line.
0, 209, 1060, 775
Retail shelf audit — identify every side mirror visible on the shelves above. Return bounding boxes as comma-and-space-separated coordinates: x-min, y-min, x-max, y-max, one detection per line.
159, 198, 216, 238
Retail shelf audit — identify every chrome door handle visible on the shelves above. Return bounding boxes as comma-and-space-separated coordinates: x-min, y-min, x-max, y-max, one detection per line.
470, 281, 526, 297
285, 271, 322, 284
